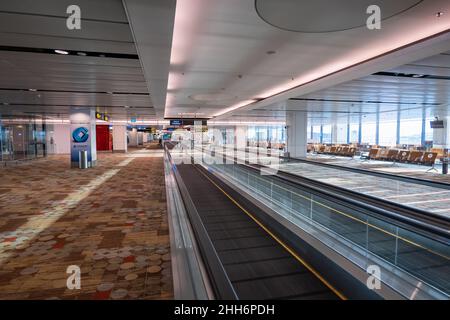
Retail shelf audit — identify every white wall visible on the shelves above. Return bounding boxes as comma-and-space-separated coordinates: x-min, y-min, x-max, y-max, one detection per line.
113, 125, 127, 153
128, 128, 138, 146
47, 124, 70, 154
286, 111, 307, 158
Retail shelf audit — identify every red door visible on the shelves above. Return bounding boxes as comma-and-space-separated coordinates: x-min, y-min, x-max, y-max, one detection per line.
96, 125, 112, 151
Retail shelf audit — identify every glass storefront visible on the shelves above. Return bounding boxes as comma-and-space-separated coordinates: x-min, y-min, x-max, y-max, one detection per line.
0, 116, 47, 162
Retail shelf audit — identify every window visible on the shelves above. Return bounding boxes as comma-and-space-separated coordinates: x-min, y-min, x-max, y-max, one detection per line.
399, 110, 422, 145
269, 126, 284, 143
361, 114, 376, 145
247, 126, 256, 143
349, 123, 359, 143
378, 111, 397, 147
256, 126, 268, 142
348, 115, 360, 143
424, 109, 434, 143
322, 125, 332, 143
312, 125, 321, 143
336, 123, 348, 144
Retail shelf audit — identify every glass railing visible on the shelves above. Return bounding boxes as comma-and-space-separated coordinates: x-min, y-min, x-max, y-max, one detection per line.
163, 148, 211, 299
199, 150, 449, 299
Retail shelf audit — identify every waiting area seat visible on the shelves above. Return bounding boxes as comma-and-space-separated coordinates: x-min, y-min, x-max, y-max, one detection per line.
310, 144, 356, 158
247, 140, 285, 150
368, 148, 438, 167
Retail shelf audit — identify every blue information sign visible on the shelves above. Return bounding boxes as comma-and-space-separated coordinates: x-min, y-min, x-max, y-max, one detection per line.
170, 119, 182, 126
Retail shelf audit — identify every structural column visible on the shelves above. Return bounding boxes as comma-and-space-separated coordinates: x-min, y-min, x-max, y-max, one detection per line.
235, 125, 248, 162
286, 110, 308, 158
70, 108, 97, 167
235, 125, 248, 149
128, 128, 138, 147
113, 125, 127, 153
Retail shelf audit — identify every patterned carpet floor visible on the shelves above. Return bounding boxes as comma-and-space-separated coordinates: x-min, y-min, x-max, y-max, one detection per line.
0, 144, 172, 299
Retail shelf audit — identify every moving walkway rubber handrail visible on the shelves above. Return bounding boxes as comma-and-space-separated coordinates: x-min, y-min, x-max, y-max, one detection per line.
204, 147, 450, 243
165, 145, 238, 300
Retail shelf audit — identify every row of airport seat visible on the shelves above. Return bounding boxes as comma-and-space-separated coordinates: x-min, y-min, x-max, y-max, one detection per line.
367, 148, 437, 166
247, 141, 285, 150
313, 145, 356, 157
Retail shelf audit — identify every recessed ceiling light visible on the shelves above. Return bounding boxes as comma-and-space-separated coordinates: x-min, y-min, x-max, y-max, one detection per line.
2, 102, 9, 105
124, 105, 130, 108
436, 11, 444, 17
54, 49, 69, 55
77, 52, 87, 56
412, 74, 424, 78
29, 88, 37, 92
106, 91, 113, 94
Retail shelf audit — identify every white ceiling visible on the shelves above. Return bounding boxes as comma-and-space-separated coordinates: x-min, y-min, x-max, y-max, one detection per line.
0, 0, 154, 121
0, 0, 450, 124
162, 0, 450, 119
229, 50, 450, 125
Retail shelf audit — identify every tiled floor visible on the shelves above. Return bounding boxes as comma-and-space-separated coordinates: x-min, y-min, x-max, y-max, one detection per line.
0, 143, 172, 299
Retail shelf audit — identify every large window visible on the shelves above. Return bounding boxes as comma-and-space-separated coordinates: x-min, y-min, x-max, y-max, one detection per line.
348, 115, 360, 143
424, 108, 434, 143
247, 126, 256, 142
361, 114, 376, 145
256, 126, 267, 142
269, 126, 284, 143
378, 111, 397, 147
399, 110, 422, 145
336, 123, 348, 144
312, 125, 321, 143
349, 124, 359, 143
322, 125, 332, 143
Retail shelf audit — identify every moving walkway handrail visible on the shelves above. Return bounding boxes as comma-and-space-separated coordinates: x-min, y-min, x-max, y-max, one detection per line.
205, 146, 450, 243
165, 144, 238, 300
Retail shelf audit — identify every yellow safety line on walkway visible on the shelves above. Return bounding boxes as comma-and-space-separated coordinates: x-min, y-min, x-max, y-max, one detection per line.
194, 165, 347, 301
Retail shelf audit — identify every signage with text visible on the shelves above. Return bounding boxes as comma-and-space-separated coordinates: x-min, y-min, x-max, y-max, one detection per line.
96, 112, 110, 122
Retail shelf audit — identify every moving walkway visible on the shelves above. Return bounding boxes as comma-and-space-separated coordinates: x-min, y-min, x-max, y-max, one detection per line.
164, 143, 449, 300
